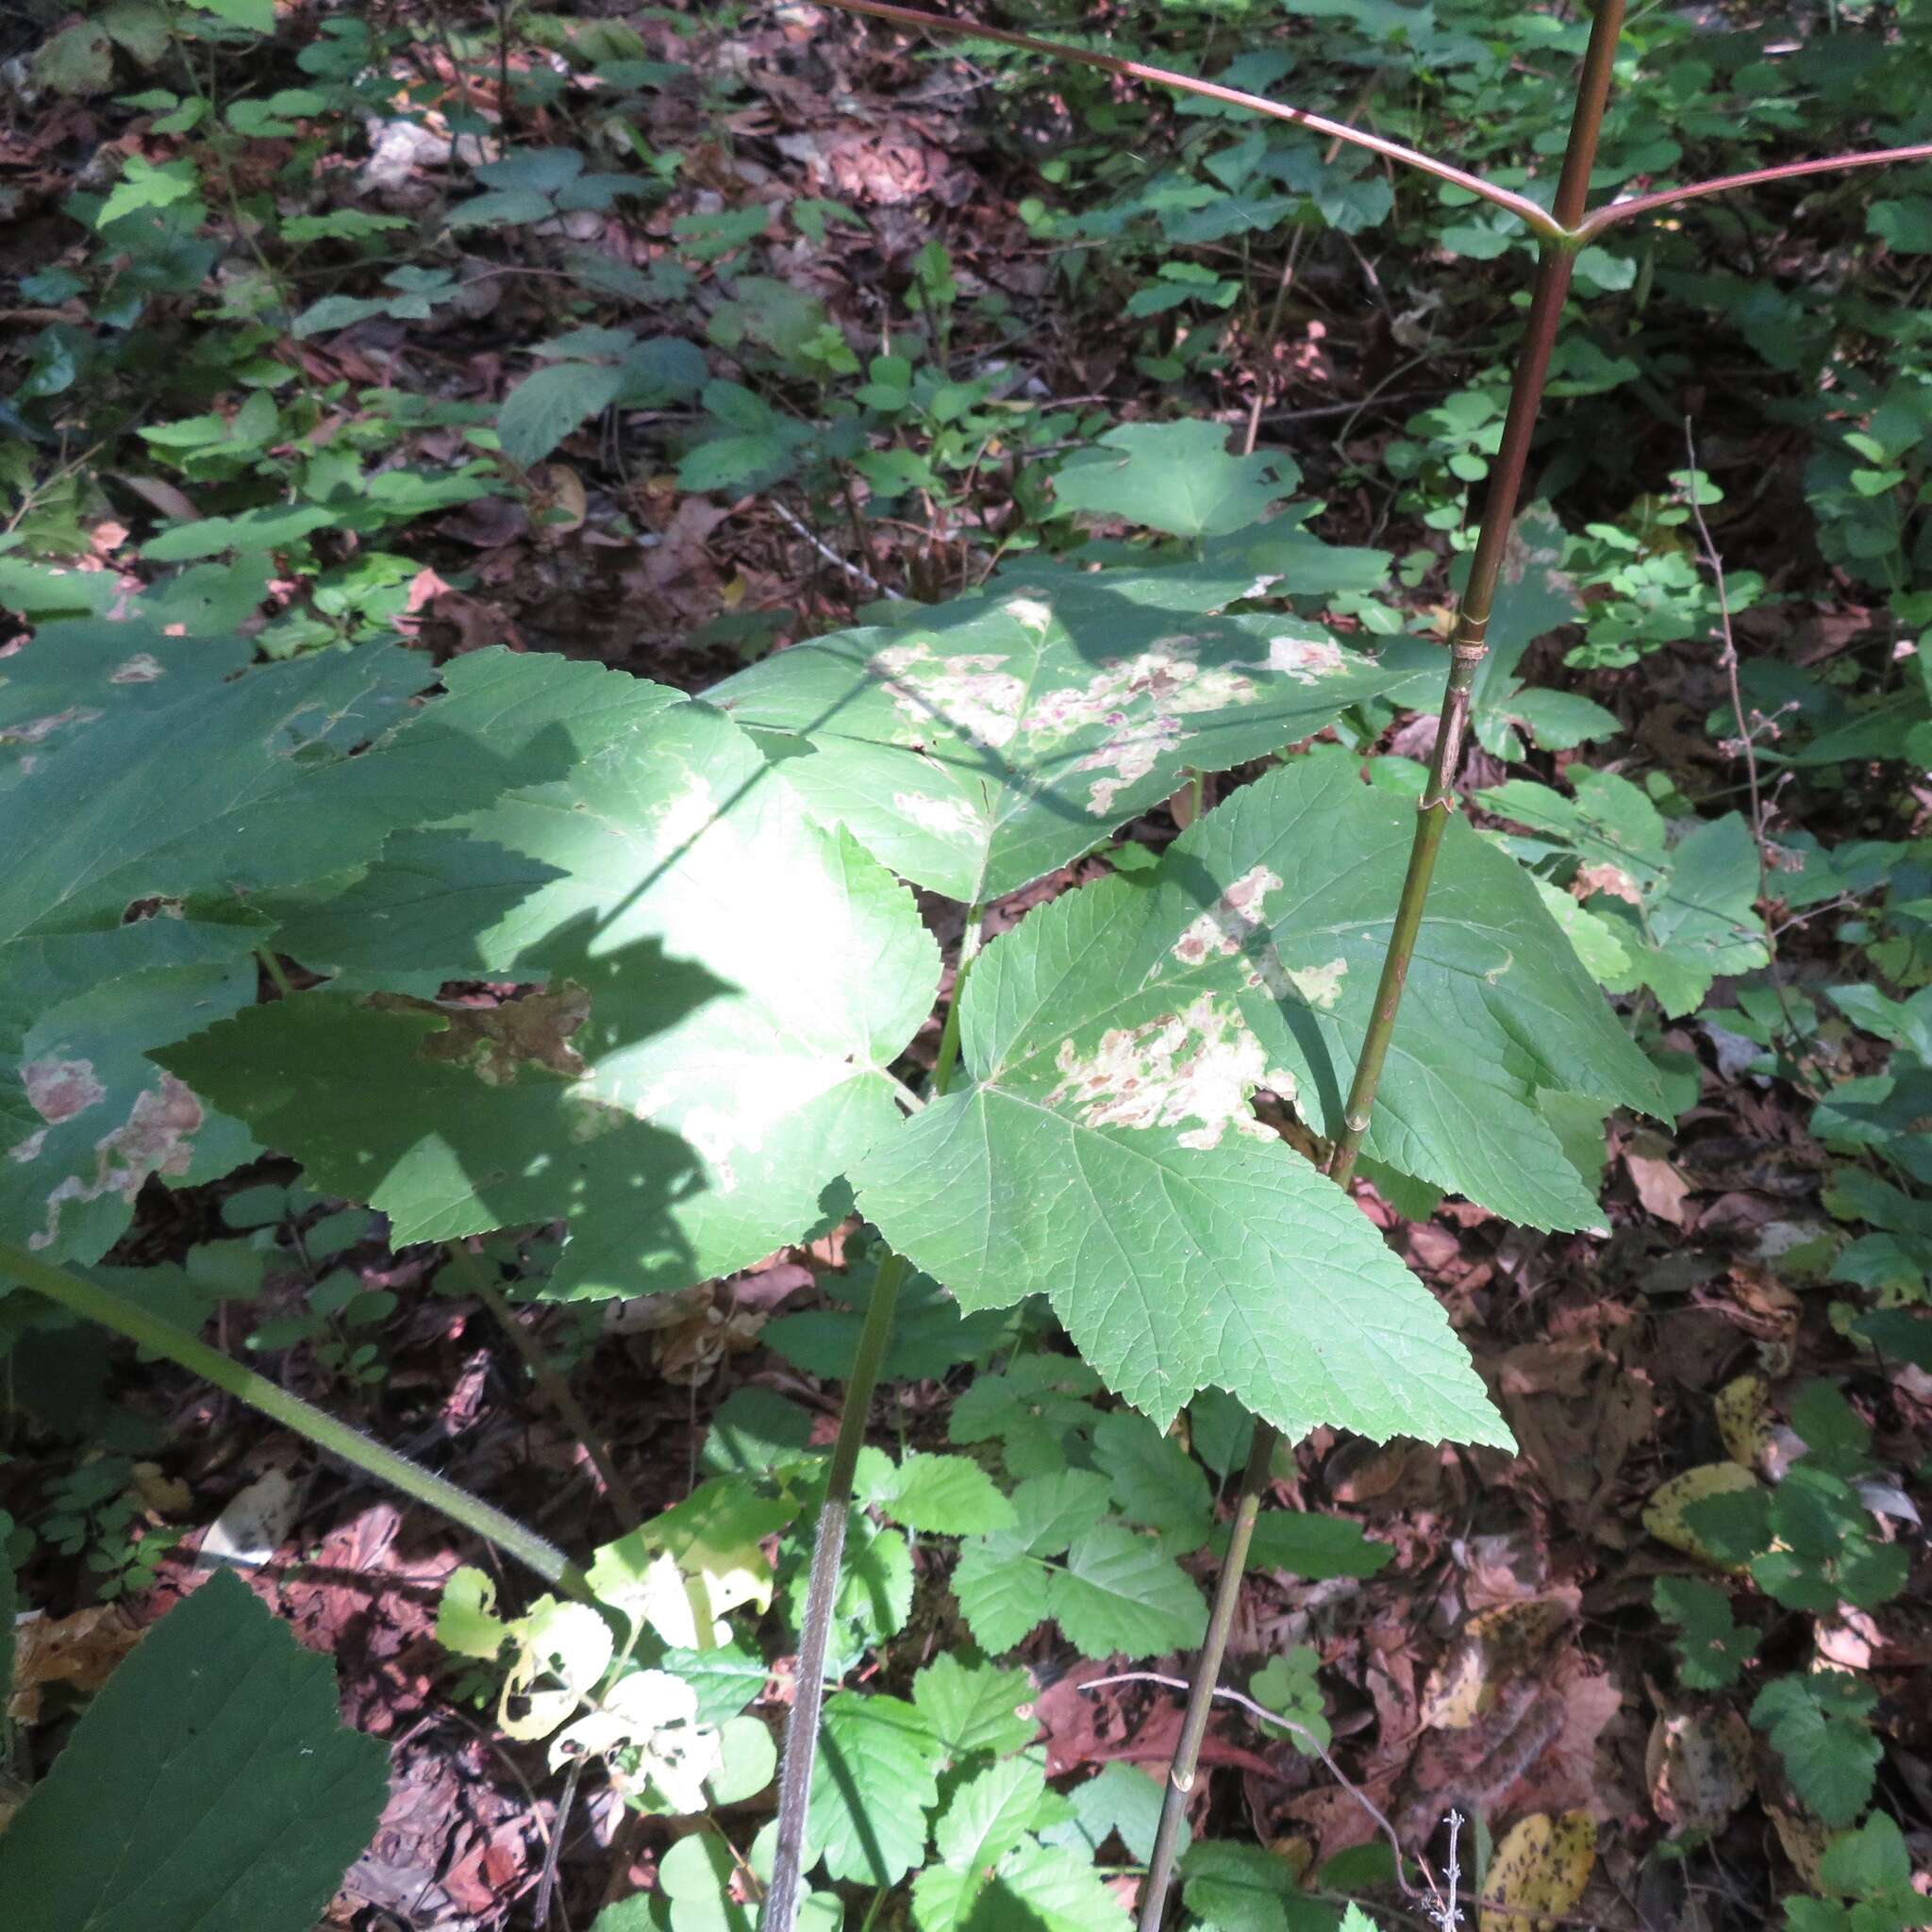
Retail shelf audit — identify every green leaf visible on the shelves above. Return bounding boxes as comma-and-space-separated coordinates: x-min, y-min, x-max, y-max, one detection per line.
914, 1758, 1048, 1930
951, 1471, 1113, 1653
1378, 508, 1607, 760
1869, 198, 1932, 255
97, 154, 198, 225
186, 0, 276, 27
1044, 1762, 1164, 1865
1091, 1410, 1212, 1550
499, 360, 627, 468
1818, 1811, 1912, 1899
1053, 1524, 1208, 1657
0, 1570, 389, 1932
34, 21, 114, 93
1054, 421, 1296, 537
1482, 767, 1769, 1016
859, 752, 1641, 1439
3, 633, 565, 1235
1653, 1575, 1757, 1690
1220, 1511, 1391, 1579
807, 1692, 944, 1887
3, 960, 261, 1263
867, 1450, 1018, 1536
1180, 1840, 1335, 1931
765, 1264, 1009, 1383
913, 1655, 1040, 1760
708, 569, 1394, 901
1750, 1675, 1883, 1827
161, 660, 939, 1299
972, 1839, 1135, 1929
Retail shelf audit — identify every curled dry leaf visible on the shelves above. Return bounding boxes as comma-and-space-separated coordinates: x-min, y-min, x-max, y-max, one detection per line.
8, 1604, 142, 1725
1479, 1810, 1597, 1932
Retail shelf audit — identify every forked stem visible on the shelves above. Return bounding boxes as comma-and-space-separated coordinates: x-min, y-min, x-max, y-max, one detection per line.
816, 0, 1562, 239
0, 1240, 593, 1601
1135, 1, 1625, 1919
762, 906, 987, 1932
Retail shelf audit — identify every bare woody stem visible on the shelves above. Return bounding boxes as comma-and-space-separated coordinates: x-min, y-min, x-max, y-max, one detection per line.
762, 908, 988, 1932
1135, 4, 1626, 1923
1579, 142, 1932, 238
0, 1239, 594, 1603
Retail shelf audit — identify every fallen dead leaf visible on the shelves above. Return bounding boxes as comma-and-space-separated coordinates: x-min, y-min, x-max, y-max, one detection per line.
1642, 1463, 1761, 1567
8, 1605, 142, 1724
1480, 1810, 1596, 1932
1647, 1704, 1754, 1833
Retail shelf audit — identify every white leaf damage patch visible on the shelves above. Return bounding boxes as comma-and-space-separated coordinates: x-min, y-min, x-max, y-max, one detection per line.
24, 1074, 205, 1251
892, 790, 982, 840
1172, 865, 1283, 967
1045, 994, 1295, 1151
1251, 631, 1347, 684
21, 1058, 108, 1127
872, 643, 1027, 750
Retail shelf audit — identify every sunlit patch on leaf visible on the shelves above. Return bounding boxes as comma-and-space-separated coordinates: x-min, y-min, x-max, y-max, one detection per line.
709, 571, 1398, 900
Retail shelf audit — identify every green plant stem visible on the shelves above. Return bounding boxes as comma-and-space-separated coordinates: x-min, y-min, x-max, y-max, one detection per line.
763, 905, 985, 1932
0, 1240, 593, 1603
1135, 5, 1626, 1923
762, 1247, 909, 1932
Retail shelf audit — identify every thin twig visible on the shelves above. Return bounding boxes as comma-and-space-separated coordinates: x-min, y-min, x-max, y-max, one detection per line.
1580, 142, 1932, 238
771, 499, 905, 600
532, 1756, 584, 1931
1078, 1672, 1438, 1912
1680, 420, 1801, 1049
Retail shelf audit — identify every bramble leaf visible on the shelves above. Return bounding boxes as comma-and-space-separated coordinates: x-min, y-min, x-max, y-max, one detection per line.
1483, 767, 1768, 1018
807, 1692, 944, 1887
912, 1655, 1039, 1761
1751, 1675, 1883, 1827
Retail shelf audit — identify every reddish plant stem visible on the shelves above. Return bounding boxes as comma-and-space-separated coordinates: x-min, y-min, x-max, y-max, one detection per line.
1579, 142, 1932, 237
810, 0, 1562, 237
1133, 3, 1624, 1921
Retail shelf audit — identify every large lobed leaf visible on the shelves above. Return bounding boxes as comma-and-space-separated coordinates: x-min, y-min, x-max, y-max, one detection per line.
0, 1570, 389, 1932
162, 652, 939, 1299
859, 753, 1659, 1441
1, 625, 604, 1258
708, 569, 1396, 903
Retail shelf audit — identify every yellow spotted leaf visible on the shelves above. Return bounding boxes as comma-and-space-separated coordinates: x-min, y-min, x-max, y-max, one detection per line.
1480, 1811, 1597, 1932
1642, 1462, 1762, 1566
1715, 1374, 1771, 1470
